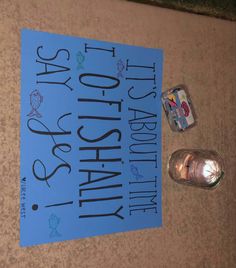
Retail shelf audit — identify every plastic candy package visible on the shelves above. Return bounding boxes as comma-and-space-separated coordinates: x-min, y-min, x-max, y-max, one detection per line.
161, 85, 196, 132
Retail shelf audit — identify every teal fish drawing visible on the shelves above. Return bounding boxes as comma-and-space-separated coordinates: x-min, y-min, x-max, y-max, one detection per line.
27, 90, 43, 118
117, 59, 125, 78
76, 51, 85, 69
130, 164, 143, 180
48, 214, 61, 238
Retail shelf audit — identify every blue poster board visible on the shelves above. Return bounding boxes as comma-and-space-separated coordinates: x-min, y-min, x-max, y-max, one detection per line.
20, 29, 163, 246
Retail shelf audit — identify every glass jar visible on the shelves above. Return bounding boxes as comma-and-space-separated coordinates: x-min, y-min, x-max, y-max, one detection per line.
168, 149, 224, 189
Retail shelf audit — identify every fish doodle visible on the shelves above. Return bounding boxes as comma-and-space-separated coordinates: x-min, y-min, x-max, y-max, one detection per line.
48, 214, 61, 238
117, 59, 125, 78
130, 164, 143, 180
27, 90, 43, 118
76, 51, 85, 69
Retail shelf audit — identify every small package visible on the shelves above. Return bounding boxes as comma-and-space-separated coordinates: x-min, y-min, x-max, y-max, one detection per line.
161, 85, 196, 131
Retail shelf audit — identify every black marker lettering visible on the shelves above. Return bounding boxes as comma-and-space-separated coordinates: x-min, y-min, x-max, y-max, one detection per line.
79, 73, 120, 89
126, 60, 155, 72
79, 146, 121, 162
79, 206, 124, 220
37, 76, 73, 91
77, 126, 122, 143
79, 169, 121, 187
37, 46, 70, 61
36, 60, 70, 76
84, 43, 115, 57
